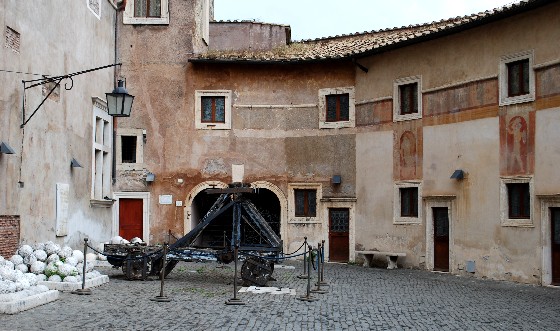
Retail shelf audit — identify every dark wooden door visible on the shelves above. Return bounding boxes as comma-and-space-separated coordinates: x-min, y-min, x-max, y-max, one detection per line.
119, 199, 143, 241
433, 207, 449, 271
329, 208, 349, 262
551, 208, 560, 285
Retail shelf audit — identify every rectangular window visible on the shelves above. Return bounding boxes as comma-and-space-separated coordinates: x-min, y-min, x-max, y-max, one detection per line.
400, 187, 418, 217
121, 136, 137, 163
399, 83, 418, 115
499, 51, 534, 106
326, 93, 350, 122
507, 59, 530, 97
295, 189, 317, 217
92, 99, 112, 201
134, 0, 161, 18
201, 96, 226, 123
507, 183, 530, 219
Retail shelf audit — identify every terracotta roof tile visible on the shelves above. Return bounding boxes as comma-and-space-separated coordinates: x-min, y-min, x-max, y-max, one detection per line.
194, 0, 549, 62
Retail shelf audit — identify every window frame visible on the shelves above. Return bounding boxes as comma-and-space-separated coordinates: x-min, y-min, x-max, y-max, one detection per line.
393, 181, 422, 224
201, 96, 226, 123
499, 50, 535, 106
123, 0, 169, 25
91, 97, 113, 203
400, 187, 419, 218
325, 93, 350, 122
294, 189, 317, 218
116, 128, 144, 171
393, 76, 422, 122
195, 90, 232, 130
318, 87, 355, 129
500, 176, 534, 227
288, 183, 322, 224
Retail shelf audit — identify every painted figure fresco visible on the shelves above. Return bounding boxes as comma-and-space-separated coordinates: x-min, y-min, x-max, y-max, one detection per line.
400, 131, 417, 179
507, 116, 528, 174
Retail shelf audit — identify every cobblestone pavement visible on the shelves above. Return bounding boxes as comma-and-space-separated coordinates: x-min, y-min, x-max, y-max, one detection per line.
1, 260, 559, 330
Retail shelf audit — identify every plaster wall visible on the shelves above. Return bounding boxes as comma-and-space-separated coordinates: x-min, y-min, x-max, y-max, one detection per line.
0, 0, 117, 248
535, 108, 560, 194
116, 57, 355, 243
209, 22, 290, 52
355, 1, 560, 101
423, 118, 542, 283
355, 130, 427, 266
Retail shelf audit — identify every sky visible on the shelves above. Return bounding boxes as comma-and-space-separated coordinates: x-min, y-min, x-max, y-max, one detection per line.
214, 0, 517, 40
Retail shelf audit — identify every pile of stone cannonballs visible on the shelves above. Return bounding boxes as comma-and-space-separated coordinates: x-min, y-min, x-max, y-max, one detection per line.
0, 242, 103, 297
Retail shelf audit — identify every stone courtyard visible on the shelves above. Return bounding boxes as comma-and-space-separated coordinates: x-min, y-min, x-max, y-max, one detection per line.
1, 260, 559, 330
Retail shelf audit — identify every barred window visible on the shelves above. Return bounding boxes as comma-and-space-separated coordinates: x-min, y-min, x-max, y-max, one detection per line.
121, 136, 137, 163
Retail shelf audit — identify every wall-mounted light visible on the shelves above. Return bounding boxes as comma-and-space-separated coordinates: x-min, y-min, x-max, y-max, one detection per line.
0, 142, 15, 154
106, 79, 135, 117
146, 172, 155, 182
332, 175, 342, 185
70, 158, 83, 168
450, 169, 465, 180
21, 63, 132, 128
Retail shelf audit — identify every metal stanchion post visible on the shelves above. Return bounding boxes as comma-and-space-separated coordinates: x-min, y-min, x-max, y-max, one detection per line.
297, 245, 318, 302
72, 238, 92, 295
151, 243, 171, 302
297, 237, 309, 279
226, 245, 245, 305
318, 239, 328, 286
311, 243, 327, 294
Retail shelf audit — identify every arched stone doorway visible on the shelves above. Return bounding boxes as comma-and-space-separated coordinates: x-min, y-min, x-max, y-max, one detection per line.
184, 181, 286, 250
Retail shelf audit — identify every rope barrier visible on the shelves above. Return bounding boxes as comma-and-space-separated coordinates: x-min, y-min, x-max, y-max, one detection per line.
238, 250, 308, 260
284, 241, 306, 256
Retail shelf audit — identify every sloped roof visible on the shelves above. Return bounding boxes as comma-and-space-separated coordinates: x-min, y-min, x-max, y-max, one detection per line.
191, 0, 554, 63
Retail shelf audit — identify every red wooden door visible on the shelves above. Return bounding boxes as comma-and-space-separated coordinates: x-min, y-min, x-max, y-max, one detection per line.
119, 199, 143, 241
329, 208, 349, 262
551, 208, 560, 285
433, 207, 449, 272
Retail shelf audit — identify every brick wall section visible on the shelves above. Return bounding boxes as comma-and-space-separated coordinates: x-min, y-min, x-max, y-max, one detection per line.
0, 216, 20, 257
5, 26, 20, 53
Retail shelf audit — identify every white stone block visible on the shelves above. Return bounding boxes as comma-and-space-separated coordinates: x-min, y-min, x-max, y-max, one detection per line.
0, 290, 59, 315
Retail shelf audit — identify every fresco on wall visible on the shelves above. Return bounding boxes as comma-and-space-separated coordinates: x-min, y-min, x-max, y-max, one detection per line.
500, 112, 535, 176
400, 131, 417, 179
507, 116, 528, 173
393, 124, 423, 181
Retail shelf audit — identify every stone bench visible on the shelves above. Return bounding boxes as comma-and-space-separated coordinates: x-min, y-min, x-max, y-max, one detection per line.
356, 250, 406, 269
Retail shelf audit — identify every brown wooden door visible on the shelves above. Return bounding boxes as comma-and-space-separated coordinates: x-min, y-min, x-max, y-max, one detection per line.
329, 208, 349, 262
551, 208, 560, 285
433, 207, 449, 271
119, 199, 143, 241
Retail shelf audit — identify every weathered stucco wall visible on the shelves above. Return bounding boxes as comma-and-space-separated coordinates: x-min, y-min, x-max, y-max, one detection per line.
209, 22, 290, 52
0, 0, 117, 248
355, 1, 560, 101
116, 58, 356, 244
352, 2, 560, 283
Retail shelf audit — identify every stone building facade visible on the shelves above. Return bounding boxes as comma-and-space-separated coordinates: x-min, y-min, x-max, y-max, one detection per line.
7, 0, 557, 286
0, 0, 119, 251
114, 0, 560, 285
